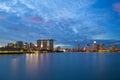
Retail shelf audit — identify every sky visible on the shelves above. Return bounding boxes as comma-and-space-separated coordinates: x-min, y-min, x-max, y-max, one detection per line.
0, 0, 120, 46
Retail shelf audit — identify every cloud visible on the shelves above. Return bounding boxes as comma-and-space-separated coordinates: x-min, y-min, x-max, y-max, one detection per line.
0, 14, 6, 19
113, 3, 120, 15
0, 0, 118, 46
23, 16, 43, 23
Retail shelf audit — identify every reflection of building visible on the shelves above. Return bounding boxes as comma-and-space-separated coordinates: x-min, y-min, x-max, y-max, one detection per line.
37, 40, 41, 50
93, 41, 97, 52
49, 39, 54, 51
42, 40, 48, 50
16, 41, 23, 49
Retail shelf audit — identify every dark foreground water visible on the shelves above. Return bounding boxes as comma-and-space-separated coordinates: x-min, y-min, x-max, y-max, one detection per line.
0, 52, 120, 80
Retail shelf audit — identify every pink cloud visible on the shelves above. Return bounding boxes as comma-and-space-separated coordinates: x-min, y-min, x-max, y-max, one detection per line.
113, 3, 120, 14
0, 14, 6, 19
30, 17, 43, 22
22, 16, 43, 23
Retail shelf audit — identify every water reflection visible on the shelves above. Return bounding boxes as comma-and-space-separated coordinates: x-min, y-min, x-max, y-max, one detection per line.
1, 52, 120, 80
11, 58, 18, 76
26, 54, 39, 76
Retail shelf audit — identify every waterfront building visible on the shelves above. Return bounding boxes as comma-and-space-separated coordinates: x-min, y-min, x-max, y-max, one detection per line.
109, 45, 117, 52
77, 44, 81, 52
49, 39, 54, 51
93, 41, 97, 52
24, 42, 30, 50
98, 44, 104, 50
16, 41, 23, 49
42, 40, 48, 50
7, 43, 14, 48
37, 39, 42, 50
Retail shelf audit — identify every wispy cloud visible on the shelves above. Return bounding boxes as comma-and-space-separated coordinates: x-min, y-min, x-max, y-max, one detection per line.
0, 14, 7, 19
113, 3, 120, 15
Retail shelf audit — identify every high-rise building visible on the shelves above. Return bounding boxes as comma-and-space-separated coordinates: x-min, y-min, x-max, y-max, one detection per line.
30, 42, 36, 50
93, 41, 97, 52
16, 41, 23, 49
77, 44, 81, 52
37, 39, 41, 50
49, 39, 54, 51
24, 42, 29, 50
86, 44, 90, 52
42, 40, 48, 50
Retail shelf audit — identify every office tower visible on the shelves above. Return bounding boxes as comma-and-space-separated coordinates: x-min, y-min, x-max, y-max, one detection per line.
86, 44, 90, 52
49, 39, 54, 51
16, 41, 23, 49
30, 42, 36, 49
24, 42, 29, 50
37, 39, 41, 50
77, 44, 81, 52
93, 41, 97, 52
42, 40, 48, 50
13, 42, 17, 48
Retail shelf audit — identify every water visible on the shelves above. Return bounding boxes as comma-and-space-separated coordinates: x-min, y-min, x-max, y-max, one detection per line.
0, 52, 120, 80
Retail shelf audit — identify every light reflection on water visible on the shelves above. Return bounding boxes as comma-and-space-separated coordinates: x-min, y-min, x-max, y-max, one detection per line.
0, 53, 120, 80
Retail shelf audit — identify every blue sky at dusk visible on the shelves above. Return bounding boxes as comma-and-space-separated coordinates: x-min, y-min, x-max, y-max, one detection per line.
0, 0, 120, 46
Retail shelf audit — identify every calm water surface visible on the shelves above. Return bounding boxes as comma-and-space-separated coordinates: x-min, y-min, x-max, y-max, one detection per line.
0, 52, 120, 80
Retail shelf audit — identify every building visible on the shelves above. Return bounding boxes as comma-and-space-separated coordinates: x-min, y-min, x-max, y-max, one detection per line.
42, 40, 48, 50
16, 41, 23, 49
93, 41, 97, 52
7, 43, 14, 48
98, 44, 104, 50
77, 44, 81, 52
7, 42, 17, 48
85, 44, 90, 52
109, 45, 117, 52
24, 42, 30, 50
30, 42, 36, 50
37, 39, 42, 50
49, 39, 54, 51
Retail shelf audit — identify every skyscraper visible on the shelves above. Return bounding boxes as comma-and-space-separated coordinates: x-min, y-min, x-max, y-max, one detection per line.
42, 40, 48, 50
93, 41, 97, 52
49, 39, 54, 51
16, 41, 23, 49
37, 39, 41, 50
77, 44, 81, 52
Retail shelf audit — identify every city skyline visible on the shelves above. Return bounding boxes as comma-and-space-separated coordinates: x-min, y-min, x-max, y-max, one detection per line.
0, 39, 120, 53
0, 0, 120, 46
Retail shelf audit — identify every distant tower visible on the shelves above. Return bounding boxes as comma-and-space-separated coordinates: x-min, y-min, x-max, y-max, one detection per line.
49, 39, 54, 51
93, 41, 97, 52
16, 41, 23, 49
77, 44, 81, 52
42, 40, 48, 50
86, 44, 90, 52
30, 42, 35, 50
37, 39, 41, 50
